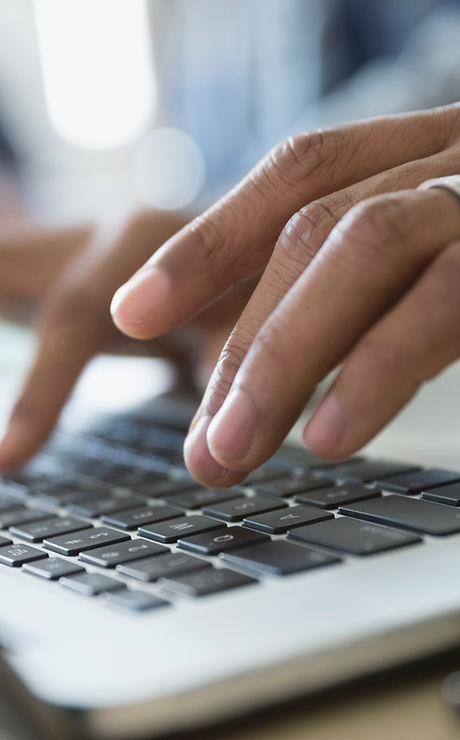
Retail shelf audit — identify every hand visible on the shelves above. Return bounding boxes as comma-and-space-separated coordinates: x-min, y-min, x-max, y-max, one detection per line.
0, 211, 254, 470
112, 104, 460, 487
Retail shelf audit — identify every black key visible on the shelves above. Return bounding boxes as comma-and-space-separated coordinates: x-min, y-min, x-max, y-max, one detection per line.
104, 589, 169, 612
0, 536, 11, 547
125, 476, 199, 498
288, 517, 421, 555
295, 484, 381, 510
35, 488, 104, 507
165, 487, 242, 510
270, 446, 328, 470
44, 527, 129, 555
243, 505, 332, 534
67, 493, 146, 518
23, 557, 84, 580
221, 540, 340, 576
138, 515, 225, 544
117, 552, 209, 582
241, 463, 291, 485
374, 469, 460, 494
314, 460, 419, 484
203, 495, 285, 522
79, 538, 166, 567
254, 475, 330, 499
101, 505, 182, 530
178, 526, 269, 555
422, 482, 460, 506
0, 480, 31, 500
60, 572, 124, 596
0, 494, 23, 513
161, 567, 256, 597
340, 495, 460, 535
10, 516, 88, 543
0, 507, 51, 529
0, 544, 47, 567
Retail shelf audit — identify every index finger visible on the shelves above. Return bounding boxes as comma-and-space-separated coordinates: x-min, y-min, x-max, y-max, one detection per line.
111, 106, 456, 339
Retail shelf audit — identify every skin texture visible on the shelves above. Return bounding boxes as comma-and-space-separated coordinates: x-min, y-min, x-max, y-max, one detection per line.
0, 210, 256, 470
110, 104, 460, 487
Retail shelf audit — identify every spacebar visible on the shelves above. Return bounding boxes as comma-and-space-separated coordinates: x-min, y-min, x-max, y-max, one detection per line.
339, 495, 460, 536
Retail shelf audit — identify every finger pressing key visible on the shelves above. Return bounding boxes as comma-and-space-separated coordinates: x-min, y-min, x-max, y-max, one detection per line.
203, 187, 460, 476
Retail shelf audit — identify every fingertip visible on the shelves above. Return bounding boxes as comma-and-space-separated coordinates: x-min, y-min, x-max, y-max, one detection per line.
110, 267, 170, 338
183, 415, 245, 488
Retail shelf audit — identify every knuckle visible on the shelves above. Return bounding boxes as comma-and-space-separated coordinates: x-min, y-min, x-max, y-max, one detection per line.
254, 127, 351, 196
275, 195, 354, 269
187, 199, 247, 275
339, 193, 416, 259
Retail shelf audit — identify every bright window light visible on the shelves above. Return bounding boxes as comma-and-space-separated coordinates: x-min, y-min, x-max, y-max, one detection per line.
33, 0, 155, 150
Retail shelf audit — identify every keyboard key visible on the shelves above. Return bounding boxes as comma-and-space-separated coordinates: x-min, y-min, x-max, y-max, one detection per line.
374, 469, 460, 494
23, 557, 84, 580
221, 541, 340, 576
295, 484, 381, 510
0, 495, 23, 513
101, 505, 182, 530
60, 572, 124, 596
118, 552, 209, 582
422, 482, 460, 506
67, 493, 146, 518
314, 460, 419, 484
35, 488, 104, 507
0, 507, 51, 529
165, 487, 242, 510
139, 515, 225, 543
0, 544, 47, 567
161, 567, 256, 597
270, 446, 330, 470
203, 495, 286, 522
10, 516, 88, 543
0, 536, 11, 547
288, 517, 421, 555
241, 463, 291, 485
254, 475, 330, 498
0, 480, 30, 500
340, 495, 460, 535
243, 505, 332, 534
104, 589, 169, 612
44, 527, 129, 556
178, 526, 269, 555
126, 477, 200, 498
79, 538, 166, 567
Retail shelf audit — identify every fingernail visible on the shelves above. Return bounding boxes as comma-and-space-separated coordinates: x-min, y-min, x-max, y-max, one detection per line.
207, 387, 257, 464
183, 415, 229, 483
111, 268, 169, 326
303, 394, 346, 455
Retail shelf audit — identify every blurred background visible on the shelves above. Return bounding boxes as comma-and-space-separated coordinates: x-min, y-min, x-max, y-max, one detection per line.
1, 0, 460, 455
1, 0, 460, 222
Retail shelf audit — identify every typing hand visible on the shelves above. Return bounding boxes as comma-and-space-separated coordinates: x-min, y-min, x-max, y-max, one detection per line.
0, 211, 252, 470
112, 104, 460, 487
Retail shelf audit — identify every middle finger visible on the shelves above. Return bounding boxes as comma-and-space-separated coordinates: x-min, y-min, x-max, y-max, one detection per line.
204, 186, 460, 476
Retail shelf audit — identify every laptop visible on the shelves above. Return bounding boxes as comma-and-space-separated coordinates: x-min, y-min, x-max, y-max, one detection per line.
1, 344, 460, 740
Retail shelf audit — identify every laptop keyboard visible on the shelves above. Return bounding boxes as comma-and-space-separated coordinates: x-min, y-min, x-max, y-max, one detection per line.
0, 412, 460, 613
